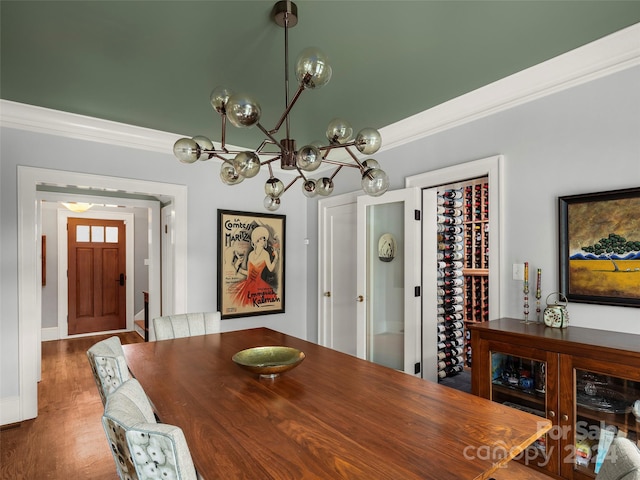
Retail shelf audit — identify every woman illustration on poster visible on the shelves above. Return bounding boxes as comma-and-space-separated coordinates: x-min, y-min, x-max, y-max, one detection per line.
232, 226, 280, 307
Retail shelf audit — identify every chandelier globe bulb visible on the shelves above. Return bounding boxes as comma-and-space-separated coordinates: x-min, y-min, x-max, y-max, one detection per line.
264, 196, 281, 211
233, 151, 261, 178
361, 159, 380, 171
355, 128, 382, 155
226, 93, 262, 128
296, 145, 322, 171
210, 86, 234, 115
295, 47, 332, 89
173, 138, 201, 164
316, 177, 334, 196
192, 135, 214, 160
265, 178, 285, 198
326, 118, 353, 144
302, 179, 317, 197
361, 168, 389, 197
220, 163, 244, 185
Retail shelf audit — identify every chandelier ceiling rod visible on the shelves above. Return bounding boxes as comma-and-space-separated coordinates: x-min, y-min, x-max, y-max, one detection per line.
172, 0, 389, 211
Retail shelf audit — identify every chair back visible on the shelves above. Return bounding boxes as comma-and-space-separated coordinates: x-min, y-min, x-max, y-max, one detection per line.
102, 379, 197, 480
596, 437, 640, 480
153, 312, 221, 340
87, 336, 131, 405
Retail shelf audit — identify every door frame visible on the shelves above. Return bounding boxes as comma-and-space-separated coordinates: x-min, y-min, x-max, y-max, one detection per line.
58, 209, 135, 338
17, 166, 187, 422
405, 155, 504, 379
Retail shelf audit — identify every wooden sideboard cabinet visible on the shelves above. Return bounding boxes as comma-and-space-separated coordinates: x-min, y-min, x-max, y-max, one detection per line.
470, 318, 640, 480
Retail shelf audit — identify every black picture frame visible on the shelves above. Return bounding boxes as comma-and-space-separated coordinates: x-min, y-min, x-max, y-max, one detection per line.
217, 209, 285, 319
558, 187, 640, 308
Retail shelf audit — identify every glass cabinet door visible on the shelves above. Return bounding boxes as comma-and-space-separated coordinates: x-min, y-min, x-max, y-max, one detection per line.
572, 369, 640, 478
490, 351, 551, 469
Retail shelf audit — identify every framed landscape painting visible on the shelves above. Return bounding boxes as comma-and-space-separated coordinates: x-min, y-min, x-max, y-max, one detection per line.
217, 209, 285, 319
559, 187, 640, 307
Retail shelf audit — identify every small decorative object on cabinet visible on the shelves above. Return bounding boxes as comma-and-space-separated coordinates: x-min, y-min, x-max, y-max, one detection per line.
470, 318, 640, 479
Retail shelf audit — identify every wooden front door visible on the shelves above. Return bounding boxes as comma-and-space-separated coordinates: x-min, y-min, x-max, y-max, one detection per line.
67, 218, 126, 335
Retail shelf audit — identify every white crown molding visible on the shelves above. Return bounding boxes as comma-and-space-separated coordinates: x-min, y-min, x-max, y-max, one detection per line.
379, 22, 640, 151
2, 23, 639, 155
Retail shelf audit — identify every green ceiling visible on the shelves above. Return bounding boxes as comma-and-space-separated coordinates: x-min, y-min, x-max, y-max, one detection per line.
2, 1, 640, 151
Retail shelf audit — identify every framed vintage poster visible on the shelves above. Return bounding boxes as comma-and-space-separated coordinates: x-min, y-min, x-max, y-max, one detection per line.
217, 209, 285, 319
559, 187, 640, 308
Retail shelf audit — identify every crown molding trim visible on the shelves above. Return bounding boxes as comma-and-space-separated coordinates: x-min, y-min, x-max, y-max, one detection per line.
380, 22, 640, 151
2, 23, 639, 154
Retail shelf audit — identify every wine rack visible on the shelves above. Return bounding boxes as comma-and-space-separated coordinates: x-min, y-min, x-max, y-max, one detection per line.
436, 188, 465, 379
462, 179, 489, 367
436, 178, 489, 379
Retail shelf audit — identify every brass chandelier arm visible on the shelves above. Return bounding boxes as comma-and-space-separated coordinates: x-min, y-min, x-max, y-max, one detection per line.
270, 79, 309, 136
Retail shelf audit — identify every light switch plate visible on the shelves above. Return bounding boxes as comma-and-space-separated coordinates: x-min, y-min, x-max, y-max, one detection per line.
513, 263, 524, 281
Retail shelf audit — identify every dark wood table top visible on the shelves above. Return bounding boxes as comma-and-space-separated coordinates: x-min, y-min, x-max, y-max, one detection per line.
123, 327, 550, 480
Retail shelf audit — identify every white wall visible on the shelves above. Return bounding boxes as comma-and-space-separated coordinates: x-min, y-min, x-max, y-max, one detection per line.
305, 64, 640, 339
0, 129, 309, 406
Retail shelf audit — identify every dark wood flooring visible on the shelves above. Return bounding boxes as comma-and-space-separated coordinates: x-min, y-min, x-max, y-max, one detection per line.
0, 332, 143, 480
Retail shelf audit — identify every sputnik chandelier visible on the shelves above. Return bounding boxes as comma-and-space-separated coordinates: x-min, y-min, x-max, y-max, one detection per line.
172, 0, 389, 211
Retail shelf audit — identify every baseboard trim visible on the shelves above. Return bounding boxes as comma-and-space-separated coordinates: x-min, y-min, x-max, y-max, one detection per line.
41, 327, 59, 342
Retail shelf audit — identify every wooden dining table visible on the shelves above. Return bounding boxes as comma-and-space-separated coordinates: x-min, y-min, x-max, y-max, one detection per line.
123, 327, 551, 480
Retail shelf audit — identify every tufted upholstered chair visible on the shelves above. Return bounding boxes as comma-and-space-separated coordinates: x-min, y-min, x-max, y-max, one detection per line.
596, 437, 640, 480
87, 336, 131, 406
152, 312, 221, 341
102, 378, 199, 480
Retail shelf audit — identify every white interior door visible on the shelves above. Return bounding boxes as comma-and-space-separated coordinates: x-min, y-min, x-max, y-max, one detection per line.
318, 194, 358, 355
356, 188, 421, 376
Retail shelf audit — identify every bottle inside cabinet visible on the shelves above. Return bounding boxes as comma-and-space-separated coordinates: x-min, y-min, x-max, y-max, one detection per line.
573, 369, 640, 477
491, 352, 548, 460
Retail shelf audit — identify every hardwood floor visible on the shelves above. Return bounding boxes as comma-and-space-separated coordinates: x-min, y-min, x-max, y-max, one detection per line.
0, 332, 143, 480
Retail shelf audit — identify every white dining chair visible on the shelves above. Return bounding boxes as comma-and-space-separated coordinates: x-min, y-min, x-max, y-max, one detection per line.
102, 378, 199, 480
152, 312, 221, 341
87, 336, 131, 406
596, 436, 640, 480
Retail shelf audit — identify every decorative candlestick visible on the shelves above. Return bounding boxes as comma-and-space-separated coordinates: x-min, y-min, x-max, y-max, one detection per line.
535, 268, 542, 323
523, 262, 530, 323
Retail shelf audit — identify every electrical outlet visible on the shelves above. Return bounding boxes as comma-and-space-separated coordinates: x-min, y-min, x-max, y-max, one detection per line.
513, 263, 524, 281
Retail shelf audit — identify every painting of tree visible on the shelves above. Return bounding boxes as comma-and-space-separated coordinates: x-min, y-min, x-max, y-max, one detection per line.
559, 187, 640, 307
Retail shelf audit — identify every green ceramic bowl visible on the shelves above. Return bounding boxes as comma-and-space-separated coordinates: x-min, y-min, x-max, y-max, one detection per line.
232, 346, 305, 378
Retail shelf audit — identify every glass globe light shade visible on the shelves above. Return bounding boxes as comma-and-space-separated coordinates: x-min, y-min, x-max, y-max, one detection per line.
316, 177, 334, 196
264, 196, 281, 211
361, 168, 389, 197
302, 179, 317, 197
362, 159, 380, 171
220, 163, 244, 185
326, 118, 353, 144
295, 47, 332, 89
355, 128, 382, 155
296, 145, 322, 171
210, 86, 234, 115
192, 135, 213, 160
226, 93, 261, 128
233, 151, 261, 178
173, 137, 200, 163
265, 177, 285, 198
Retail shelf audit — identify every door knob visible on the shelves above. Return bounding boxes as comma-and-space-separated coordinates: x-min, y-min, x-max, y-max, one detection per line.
356, 295, 364, 302
119, 273, 125, 286
548, 410, 555, 418
562, 414, 569, 422
324, 292, 331, 297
